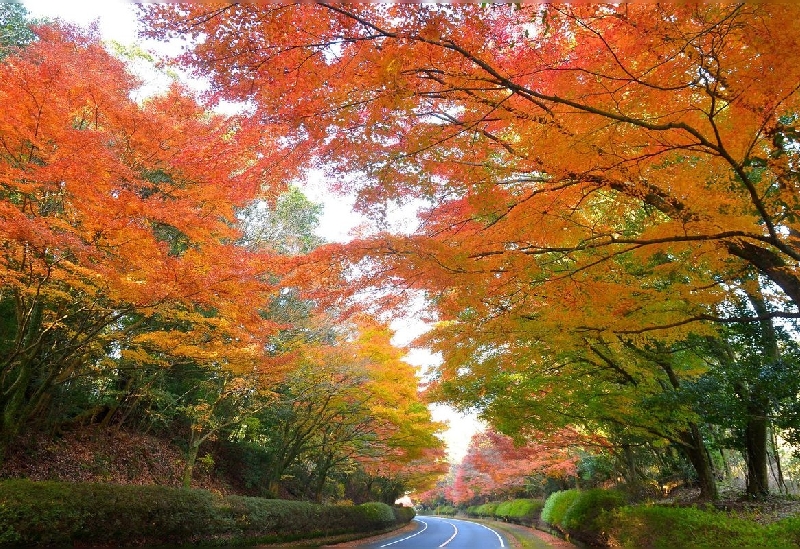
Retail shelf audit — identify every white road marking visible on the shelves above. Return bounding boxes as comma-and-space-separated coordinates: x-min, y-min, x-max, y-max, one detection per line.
380, 518, 429, 547
437, 521, 458, 548
448, 518, 506, 548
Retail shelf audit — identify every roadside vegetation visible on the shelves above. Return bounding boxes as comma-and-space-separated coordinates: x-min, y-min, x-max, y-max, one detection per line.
0, 479, 414, 547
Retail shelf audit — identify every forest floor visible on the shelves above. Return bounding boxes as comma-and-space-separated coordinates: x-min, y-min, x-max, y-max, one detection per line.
666, 485, 800, 524
0, 427, 229, 493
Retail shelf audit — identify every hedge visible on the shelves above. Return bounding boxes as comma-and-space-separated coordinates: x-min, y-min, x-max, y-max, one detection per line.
494, 498, 545, 526
540, 489, 580, 531
0, 479, 413, 546
473, 502, 500, 518
434, 504, 457, 516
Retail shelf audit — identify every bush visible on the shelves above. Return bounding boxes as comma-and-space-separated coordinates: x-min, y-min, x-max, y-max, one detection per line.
0, 479, 412, 547
494, 499, 544, 526
540, 489, 579, 530
474, 502, 500, 518
561, 489, 625, 545
607, 505, 800, 549
434, 504, 457, 516
392, 505, 416, 524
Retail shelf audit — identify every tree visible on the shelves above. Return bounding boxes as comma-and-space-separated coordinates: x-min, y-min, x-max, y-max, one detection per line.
448, 428, 596, 505
141, 4, 800, 499
142, 3, 800, 323
0, 24, 284, 461
687, 281, 800, 498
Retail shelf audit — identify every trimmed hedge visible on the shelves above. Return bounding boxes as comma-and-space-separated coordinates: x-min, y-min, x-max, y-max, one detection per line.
473, 502, 500, 518
606, 505, 800, 549
560, 489, 626, 546
540, 489, 580, 531
0, 479, 413, 546
494, 498, 545, 526
434, 504, 457, 516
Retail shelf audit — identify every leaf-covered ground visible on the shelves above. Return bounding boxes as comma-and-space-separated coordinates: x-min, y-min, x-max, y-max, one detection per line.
0, 427, 228, 493
667, 486, 800, 525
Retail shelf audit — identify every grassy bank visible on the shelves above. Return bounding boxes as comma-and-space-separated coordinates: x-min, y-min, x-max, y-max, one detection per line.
539, 488, 800, 548
0, 479, 414, 547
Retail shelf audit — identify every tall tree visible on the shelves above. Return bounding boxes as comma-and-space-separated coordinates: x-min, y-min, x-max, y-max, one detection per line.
0, 24, 284, 460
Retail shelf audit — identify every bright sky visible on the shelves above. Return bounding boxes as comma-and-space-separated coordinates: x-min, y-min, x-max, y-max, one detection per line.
21, 0, 483, 463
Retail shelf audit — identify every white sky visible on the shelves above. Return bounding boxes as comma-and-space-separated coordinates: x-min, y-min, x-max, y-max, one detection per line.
21, 0, 482, 463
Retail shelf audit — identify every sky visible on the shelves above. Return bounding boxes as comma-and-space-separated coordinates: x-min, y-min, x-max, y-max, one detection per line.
21, 0, 484, 463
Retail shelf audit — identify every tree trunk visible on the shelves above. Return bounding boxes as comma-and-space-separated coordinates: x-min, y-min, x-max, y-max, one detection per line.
743, 287, 777, 498
679, 424, 718, 500
744, 408, 769, 498
183, 440, 201, 488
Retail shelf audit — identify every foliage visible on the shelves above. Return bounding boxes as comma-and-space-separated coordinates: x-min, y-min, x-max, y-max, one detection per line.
494, 499, 544, 526
448, 428, 599, 504
433, 505, 457, 516
0, 479, 412, 547
606, 504, 800, 549
138, 1, 800, 502
561, 489, 627, 546
539, 489, 579, 530
0, 2, 35, 58
473, 502, 500, 518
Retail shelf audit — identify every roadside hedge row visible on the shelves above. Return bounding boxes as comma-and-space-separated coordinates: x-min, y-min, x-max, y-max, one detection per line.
540, 488, 800, 548
0, 479, 414, 546
465, 498, 544, 526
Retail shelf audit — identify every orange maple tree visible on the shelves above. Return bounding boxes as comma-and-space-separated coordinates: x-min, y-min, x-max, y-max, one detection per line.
447, 428, 600, 505
0, 24, 290, 459
140, 4, 800, 500
142, 3, 800, 326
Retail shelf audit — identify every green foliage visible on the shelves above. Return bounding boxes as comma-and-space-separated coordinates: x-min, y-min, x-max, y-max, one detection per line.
540, 489, 579, 529
356, 502, 397, 527
561, 489, 626, 545
0, 3, 35, 59
607, 505, 800, 549
392, 506, 416, 524
494, 498, 544, 526
0, 479, 411, 547
434, 505, 457, 516
473, 502, 500, 517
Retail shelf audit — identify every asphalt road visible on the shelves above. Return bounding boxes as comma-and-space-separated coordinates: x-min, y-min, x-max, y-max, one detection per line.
355, 516, 507, 549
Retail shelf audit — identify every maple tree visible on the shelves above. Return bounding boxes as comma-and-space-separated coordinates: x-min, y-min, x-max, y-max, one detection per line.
447, 428, 595, 505
140, 3, 800, 499
236, 315, 445, 501
142, 3, 800, 325
0, 23, 292, 461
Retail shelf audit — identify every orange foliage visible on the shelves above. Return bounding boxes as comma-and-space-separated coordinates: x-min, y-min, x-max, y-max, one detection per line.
448, 428, 607, 504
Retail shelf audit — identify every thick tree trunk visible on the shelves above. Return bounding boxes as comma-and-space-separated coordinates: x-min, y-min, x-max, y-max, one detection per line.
679, 424, 718, 501
743, 287, 778, 498
745, 412, 769, 498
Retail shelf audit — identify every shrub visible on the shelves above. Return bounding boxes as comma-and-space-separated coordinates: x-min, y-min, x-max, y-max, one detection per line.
392, 506, 416, 524
474, 502, 499, 518
540, 489, 579, 530
356, 502, 397, 529
494, 499, 544, 526
0, 479, 411, 547
560, 489, 625, 545
434, 505, 457, 516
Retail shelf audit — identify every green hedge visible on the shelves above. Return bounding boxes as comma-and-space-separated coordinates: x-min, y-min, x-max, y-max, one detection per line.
473, 502, 500, 518
0, 479, 413, 546
560, 489, 626, 545
494, 498, 545, 526
540, 489, 580, 530
606, 505, 800, 549
434, 504, 457, 516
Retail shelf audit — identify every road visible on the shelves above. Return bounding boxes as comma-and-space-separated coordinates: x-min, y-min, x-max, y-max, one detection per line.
355, 516, 507, 549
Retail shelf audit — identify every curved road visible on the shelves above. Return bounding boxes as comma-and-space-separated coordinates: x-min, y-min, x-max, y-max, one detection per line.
356, 516, 506, 549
